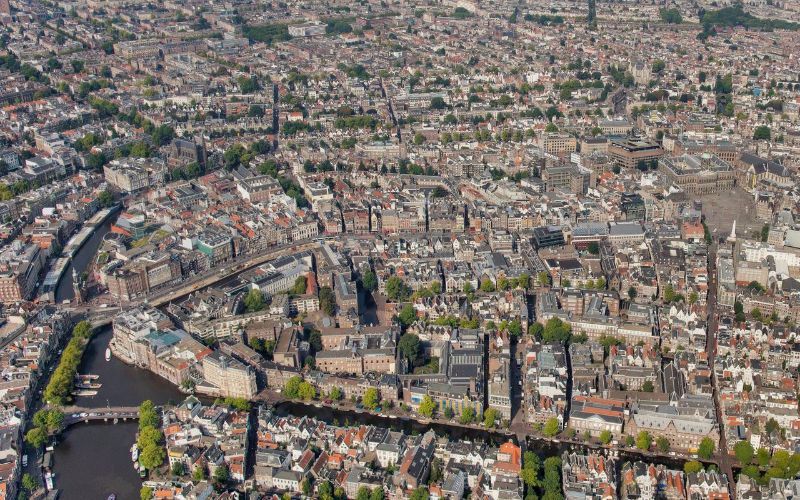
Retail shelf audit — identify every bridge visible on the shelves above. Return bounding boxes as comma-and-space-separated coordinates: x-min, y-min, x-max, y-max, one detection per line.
61, 406, 139, 427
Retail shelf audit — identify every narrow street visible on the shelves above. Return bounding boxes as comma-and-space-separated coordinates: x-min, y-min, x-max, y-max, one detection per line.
706, 244, 736, 498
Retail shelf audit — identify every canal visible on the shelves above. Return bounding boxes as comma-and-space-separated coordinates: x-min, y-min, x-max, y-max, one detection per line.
53, 218, 114, 302
52, 326, 185, 500
50, 211, 186, 499
51, 329, 693, 499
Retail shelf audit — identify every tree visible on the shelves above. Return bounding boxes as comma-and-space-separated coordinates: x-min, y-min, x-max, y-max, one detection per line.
362, 270, 378, 292
459, 406, 476, 424
319, 286, 336, 316
398, 304, 417, 327
537, 272, 550, 286
385, 276, 411, 301
599, 430, 612, 444
587, 242, 600, 255
140, 486, 153, 500
663, 284, 675, 303
139, 441, 165, 470
284, 376, 303, 398
542, 317, 571, 343
734, 301, 746, 322
298, 381, 316, 400
480, 278, 496, 292
98, 190, 114, 208
657, 436, 670, 452
409, 487, 429, 500
329, 387, 343, 401
25, 427, 47, 448
429, 457, 443, 483
543, 417, 560, 437
518, 273, 531, 289
734, 440, 755, 465
761, 224, 770, 242
628, 286, 638, 301
483, 408, 499, 428
642, 380, 655, 392
357, 486, 371, 500
522, 451, 540, 487
413, 133, 426, 146
418, 395, 436, 418
370, 488, 385, 500
753, 125, 771, 141
171, 461, 185, 476
659, 7, 683, 23
193, 465, 207, 481
398, 333, 421, 366
698, 437, 715, 459
301, 478, 313, 496
363, 388, 379, 410
430, 97, 447, 110
756, 448, 771, 467
528, 322, 544, 339
636, 431, 652, 451
318, 481, 334, 500
684, 460, 703, 474
243, 288, 264, 313
213, 463, 229, 484
21, 474, 37, 493
289, 275, 308, 295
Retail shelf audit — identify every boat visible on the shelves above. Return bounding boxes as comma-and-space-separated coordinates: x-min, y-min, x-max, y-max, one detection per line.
74, 382, 102, 389
138, 465, 147, 478
133, 461, 139, 470
131, 444, 138, 462
44, 473, 54, 491
105, 348, 111, 361
71, 389, 97, 397
107, 495, 116, 500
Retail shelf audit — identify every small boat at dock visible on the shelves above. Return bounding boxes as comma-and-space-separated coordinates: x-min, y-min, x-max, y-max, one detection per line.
105, 348, 111, 361
71, 389, 97, 397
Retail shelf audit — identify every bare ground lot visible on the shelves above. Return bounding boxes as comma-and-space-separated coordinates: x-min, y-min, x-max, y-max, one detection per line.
697, 187, 762, 240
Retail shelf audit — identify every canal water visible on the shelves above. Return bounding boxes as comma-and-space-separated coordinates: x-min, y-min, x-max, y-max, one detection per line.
52, 326, 185, 500
54, 218, 113, 302
50, 211, 185, 499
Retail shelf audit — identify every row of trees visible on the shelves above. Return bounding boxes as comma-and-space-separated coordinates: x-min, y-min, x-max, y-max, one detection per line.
137, 400, 166, 471
734, 439, 800, 485
416, 395, 501, 427
44, 321, 94, 405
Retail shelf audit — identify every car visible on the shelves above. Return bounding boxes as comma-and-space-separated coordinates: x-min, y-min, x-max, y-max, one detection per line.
324, 399, 332, 405
71, 413, 79, 418
80, 413, 88, 417
374, 407, 382, 413
21, 455, 27, 467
